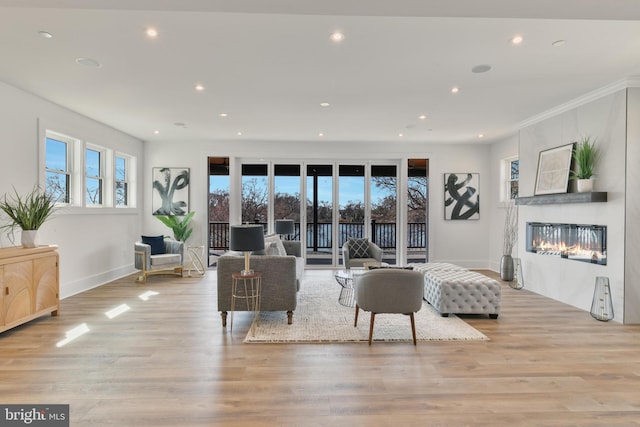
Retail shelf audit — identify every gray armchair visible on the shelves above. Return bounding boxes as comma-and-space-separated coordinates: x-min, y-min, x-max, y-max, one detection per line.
342, 238, 383, 269
134, 237, 184, 283
354, 269, 424, 345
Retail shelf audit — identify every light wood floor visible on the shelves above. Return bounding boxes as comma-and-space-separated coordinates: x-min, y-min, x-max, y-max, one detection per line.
1, 269, 640, 426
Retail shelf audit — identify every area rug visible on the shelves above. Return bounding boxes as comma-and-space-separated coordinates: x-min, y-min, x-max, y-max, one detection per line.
244, 278, 489, 343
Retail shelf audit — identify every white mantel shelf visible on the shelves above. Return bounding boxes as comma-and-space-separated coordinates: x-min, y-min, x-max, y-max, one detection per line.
515, 192, 608, 206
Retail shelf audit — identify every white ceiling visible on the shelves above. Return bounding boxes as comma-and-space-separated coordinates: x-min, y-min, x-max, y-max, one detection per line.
1, 1, 640, 144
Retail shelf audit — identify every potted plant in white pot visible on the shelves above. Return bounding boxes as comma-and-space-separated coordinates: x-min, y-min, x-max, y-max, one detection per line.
0, 186, 58, 248
572, 136, 599, 192
501, 199, 518, 281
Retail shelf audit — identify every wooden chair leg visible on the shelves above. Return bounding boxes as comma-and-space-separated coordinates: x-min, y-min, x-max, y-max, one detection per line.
354, 304, 359, 327
368, 313, 376, 345
221, 311, 227, 327
410, 313, 417, 345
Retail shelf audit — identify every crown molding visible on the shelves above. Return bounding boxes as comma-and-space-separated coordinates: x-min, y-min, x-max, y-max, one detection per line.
517, 77, 640, 130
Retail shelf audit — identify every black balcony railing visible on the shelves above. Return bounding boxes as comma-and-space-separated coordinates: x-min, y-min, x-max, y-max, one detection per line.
209, 221, 426, 252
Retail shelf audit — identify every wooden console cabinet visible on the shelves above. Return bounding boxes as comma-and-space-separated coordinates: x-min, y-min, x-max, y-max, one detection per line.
0, 245, 59, 334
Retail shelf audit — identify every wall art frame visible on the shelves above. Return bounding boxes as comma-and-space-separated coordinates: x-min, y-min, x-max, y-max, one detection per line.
534, 143, 574, 195
444, 172, 480, 220
152, 167, 190, 215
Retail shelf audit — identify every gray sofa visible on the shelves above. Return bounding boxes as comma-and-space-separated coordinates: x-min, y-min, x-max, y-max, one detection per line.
217, 240, 303, 326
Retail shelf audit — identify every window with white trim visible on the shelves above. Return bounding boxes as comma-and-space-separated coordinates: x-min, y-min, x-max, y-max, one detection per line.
44, 128, 136, 209
115, 154, 129, 207
45, 133, 75, 204
502, 156, 519, 201
85, 145, 105, 206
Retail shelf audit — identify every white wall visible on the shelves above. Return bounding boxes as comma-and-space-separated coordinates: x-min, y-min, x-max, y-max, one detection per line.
488, 134, 519, 272
0, 81, 144, 298
518, 89, 627, 322
142, 140, 494, 268
624, 88, 640, 324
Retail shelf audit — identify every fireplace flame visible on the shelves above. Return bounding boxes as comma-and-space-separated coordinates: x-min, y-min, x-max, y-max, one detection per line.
527, 222, 607, 265
531, 239, 604, 262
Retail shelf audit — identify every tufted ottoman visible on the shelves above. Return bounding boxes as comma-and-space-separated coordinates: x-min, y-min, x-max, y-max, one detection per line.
409, 262, 468, 274
423, 270, 501, 318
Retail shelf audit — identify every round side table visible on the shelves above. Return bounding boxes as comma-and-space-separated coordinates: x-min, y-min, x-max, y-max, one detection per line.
230, 271, 262, 336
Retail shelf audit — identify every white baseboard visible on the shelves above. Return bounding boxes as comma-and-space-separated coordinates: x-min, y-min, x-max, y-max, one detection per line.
61, 265, 137, 299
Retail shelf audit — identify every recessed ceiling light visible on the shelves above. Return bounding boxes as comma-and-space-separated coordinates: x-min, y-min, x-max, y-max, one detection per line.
146, 28, 158, 38
451, 87, 460, 94
330, 31, 345, 43
219, 113, 228, 117
236, 131, 242, 136
318, 132, 324, 137
320, 102, 330, 107
478, 133, 485, 139
418, 114, 427, 120
75, 57, 102, 68
511, 35, 524, 45
552, 39, 566, 47
472, 64, 492, 73
38, 31, 53, 39
153, 130, 160, 135
194, 84, 205, 92
398, 133, 404, 137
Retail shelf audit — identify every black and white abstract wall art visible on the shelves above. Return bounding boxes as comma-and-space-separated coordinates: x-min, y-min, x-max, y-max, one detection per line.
152, 167, 190, 215
444, 173, 480, 220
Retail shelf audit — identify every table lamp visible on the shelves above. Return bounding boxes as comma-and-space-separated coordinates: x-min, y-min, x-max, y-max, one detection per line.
275, 219, 294, 240
230, 224, 264, 275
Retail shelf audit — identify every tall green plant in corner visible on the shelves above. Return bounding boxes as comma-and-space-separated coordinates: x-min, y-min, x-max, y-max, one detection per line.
155, 211, 195, 242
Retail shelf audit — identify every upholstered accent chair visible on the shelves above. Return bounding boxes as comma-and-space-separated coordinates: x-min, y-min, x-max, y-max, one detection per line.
353, 268, 424, 345
134, 236, 184, 283
342, 238, 383, 269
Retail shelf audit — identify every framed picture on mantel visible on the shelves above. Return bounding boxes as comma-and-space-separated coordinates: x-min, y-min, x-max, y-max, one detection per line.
534, 143, 574, 195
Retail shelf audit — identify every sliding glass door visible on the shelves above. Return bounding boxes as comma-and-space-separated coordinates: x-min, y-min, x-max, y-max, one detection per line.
371, 165, 398, 265
274, 164, 301, 240
338, 165, 365, 265
241, 164, 268, 227
224, 159, 428, 267
407, 159, 428, 263
306, 165, 333, 265
208, 157, 230, 266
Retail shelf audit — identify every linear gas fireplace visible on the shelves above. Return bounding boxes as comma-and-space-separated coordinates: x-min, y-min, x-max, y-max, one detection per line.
526, 222, 607, 265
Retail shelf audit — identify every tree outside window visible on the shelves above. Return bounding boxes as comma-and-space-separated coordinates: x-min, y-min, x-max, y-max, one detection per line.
86, 148, 103, 206
115, 156, 128, 206
45, 136, 70, 203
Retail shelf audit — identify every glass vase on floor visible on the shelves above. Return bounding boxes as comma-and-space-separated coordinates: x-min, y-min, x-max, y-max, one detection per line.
509, 257, 524, 290
590, 276, 614, 321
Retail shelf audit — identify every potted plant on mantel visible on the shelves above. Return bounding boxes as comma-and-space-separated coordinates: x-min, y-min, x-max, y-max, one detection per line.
571, 136, 599, 193
501, 199, 518, 282
0, 186, 58, 248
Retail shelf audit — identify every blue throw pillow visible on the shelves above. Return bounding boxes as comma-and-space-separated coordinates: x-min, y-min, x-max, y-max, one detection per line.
142, 235, 165, 255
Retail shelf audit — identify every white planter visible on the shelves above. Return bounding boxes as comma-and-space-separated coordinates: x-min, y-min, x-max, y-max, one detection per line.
21, 230, 39, 248
576, 179, 593, 193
